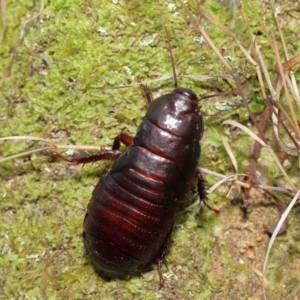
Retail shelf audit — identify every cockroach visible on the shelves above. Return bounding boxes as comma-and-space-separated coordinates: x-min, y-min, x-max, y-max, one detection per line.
54, 33, 217, 286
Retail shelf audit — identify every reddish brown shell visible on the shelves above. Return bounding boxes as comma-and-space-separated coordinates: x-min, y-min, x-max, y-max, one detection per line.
83, 88, 204, 279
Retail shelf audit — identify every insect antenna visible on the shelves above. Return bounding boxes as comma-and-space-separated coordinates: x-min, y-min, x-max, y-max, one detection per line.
164, 27, 178, 89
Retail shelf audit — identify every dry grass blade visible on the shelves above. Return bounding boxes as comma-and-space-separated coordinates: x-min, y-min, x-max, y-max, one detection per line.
270, 103, 300, 156
178, 167, 294, 215
269, 0, 289, 61
254, 41, 300, 155
257, 36, 300, 156
201, 167, 294, 194
206, 173, 253, 194
262, 188, 300, 300
0, 135, 102, 163
271, 32, 300, 140
0, 146, 56, 163
254, 42, 278, 102
219, 125, 238, 174
0, 136, 58, 144
197, 27, 232, 72
191, 3, 266, 141
197, 4, 257, 67
285, 72, 300, 109
220, 120, 296, 190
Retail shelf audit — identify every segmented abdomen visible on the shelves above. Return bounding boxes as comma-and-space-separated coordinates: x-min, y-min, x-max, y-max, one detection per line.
83, 93, 201, 278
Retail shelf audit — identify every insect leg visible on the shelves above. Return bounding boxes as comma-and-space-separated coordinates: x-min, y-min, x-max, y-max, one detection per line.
155, 224, 174, 288
137, 76, 153, 104
157, 258, 165, 288
196, 168, 220, 214
112, 132, 133, 150
54, 132, 134, 164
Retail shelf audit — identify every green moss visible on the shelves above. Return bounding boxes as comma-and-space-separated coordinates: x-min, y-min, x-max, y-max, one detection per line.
1, 0, 300, 299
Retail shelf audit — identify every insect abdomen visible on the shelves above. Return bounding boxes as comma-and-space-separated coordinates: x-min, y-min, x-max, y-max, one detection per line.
83, 90, 203, 279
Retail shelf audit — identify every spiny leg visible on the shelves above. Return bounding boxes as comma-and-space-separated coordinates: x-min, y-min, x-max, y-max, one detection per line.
54, 132, 134, 164
155, 224, 173, 288
196, 168, 219, 214
157, 258, 165, 288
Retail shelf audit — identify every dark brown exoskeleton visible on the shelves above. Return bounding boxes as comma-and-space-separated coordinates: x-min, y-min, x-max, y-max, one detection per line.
54, 35, 215, 286
55, 86, 211, 286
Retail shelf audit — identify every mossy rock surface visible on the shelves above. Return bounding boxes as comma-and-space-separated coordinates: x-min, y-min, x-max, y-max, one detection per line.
1, 1, 300, 299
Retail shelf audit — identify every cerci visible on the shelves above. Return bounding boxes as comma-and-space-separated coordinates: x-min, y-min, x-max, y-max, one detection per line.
55, 86, 209, 286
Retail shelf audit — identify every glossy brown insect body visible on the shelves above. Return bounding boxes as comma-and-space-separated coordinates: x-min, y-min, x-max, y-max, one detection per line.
55, 86, 208, 285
